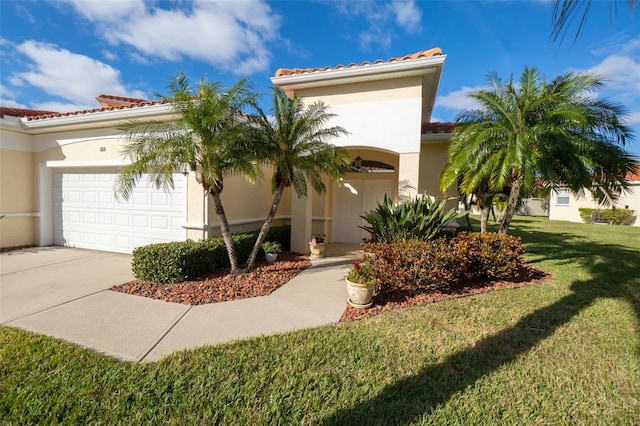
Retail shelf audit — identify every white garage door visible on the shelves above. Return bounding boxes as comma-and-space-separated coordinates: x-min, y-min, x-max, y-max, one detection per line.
333, 179, 394, 243
53, 170, 186, 253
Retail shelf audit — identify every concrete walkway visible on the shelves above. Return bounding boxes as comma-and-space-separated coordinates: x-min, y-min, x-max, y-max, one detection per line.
0, 245, 360, 362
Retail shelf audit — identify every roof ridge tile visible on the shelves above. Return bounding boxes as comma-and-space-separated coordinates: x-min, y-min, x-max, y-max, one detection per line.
274, 47, 443, 78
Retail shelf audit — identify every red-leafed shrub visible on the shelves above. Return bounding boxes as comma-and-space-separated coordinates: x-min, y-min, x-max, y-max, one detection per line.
362, 232, 524, 293
457, 232, 524, 281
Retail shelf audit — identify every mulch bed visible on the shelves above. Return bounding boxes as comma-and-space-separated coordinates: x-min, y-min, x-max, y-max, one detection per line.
340, 264, 551, 322
0, 245, 36, 253
111, 252, 311, 305
112, 251, 550, 322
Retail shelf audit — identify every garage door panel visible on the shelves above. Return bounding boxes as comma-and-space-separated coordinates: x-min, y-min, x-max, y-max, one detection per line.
99, 213, 112, 225
53, 171, 186, 253
99, 234, 113, 246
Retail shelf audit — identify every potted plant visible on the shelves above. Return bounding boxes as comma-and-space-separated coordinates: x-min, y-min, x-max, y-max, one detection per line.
309, 232, 327, 257
261, 241, 281, 264
345, 261, 376, 309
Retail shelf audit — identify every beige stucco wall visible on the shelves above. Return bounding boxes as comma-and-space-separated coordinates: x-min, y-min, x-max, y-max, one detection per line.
0, 148, 35, 214
418, 141, 452, 198
0, 216, 35, 248
206, 166, 293, 238
549, 185, 640, 226
0, 148, 36, 247
295, 77, 423, 154
33, 133, 124, 163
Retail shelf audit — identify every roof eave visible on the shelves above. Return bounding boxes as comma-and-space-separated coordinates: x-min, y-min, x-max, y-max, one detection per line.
271, 54, 447, 90
421, 132, 451, 143
18, 103, 176, 134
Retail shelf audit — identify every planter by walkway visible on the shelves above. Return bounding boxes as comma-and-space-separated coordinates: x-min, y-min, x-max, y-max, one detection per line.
310, 242, 326, 258
345, 278, 374, 309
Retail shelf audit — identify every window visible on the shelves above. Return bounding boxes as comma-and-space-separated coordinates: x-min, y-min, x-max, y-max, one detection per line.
556, 189, 570, 205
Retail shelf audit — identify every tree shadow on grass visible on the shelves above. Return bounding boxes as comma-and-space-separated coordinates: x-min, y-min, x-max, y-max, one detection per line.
322, 222, 640, 425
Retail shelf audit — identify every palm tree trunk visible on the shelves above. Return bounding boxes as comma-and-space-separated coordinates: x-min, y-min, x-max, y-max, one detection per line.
210, 190, 240, 274
461, 193, 474, 231
480, 206, 490, 233
245, 185, 286, 271
499, 180, 520, 234
476, 192, 493, 233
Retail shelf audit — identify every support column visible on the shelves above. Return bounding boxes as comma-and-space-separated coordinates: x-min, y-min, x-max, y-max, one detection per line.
290, 186, 312, 254
185, 174, 207, 240
397, 152, 420, 201
37, 164, 52, 247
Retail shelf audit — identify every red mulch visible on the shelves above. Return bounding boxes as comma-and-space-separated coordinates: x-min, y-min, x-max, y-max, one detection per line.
111, 252, 550, 323
111, 252, 311, 305
0, 245, 36, 253
340, 264, 551, 322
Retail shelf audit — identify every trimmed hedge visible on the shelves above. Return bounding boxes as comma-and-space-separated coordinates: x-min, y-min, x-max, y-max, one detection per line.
578, 208, 635, 225
132, 226, 291, 283
363, 232, 524, 292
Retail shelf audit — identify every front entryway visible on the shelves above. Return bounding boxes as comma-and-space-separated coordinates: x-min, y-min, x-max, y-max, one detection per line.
333, 179, 394, 243
52, 170, 186, 253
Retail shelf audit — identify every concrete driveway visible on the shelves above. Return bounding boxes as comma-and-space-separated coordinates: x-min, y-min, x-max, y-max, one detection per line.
0, 246, 351, 362
1, 247, 191, 362
1, 246, 134, 323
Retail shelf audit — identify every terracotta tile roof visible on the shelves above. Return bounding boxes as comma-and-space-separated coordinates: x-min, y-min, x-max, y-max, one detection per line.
422, 122, 457, 134
627, 169, 640, 181
96, 94, 151, 108
0, 107, 59, 118
275, 47, 443, 78
23, 96, 164, 121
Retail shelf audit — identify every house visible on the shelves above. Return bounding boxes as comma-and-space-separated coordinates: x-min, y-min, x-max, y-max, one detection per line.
548, 171, 640, 226
0, 48, 456, 254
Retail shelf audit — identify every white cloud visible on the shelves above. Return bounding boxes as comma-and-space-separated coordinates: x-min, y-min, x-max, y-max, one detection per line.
63, 0, 281, 75
392, 0, 422, 31
625, 111, 640, 126
102, 50, 119, 61
576, 36, 640, 123
437, 86, 486, 112
31, 101, 94, 113
0, 98, 26, 108
583, 54, 640, 100
0, 83, 16, 99
65, 0, 145, 21
11, 41, 146, 106
324, 0, 422, 50
621, 37, 640, 54
0, 83, 27, 109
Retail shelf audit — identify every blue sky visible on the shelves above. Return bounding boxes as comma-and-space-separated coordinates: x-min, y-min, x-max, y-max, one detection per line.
1, 0, 639, 155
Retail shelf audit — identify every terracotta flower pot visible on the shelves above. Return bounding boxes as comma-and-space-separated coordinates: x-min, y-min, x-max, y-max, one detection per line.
345, 278, 374, 309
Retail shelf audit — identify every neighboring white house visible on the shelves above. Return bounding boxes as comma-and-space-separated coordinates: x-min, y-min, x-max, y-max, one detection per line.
0, 47, 459, 254
548, 171, 640, 227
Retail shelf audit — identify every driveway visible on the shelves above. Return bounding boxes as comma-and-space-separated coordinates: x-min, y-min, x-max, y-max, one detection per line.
0, 247, 134, 323
1, 246, 350, 362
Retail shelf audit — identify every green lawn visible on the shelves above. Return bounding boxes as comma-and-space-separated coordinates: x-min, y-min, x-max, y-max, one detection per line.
1, 217, 639, 424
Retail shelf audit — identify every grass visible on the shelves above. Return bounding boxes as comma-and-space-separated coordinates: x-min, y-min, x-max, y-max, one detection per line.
1, 217, 639, 424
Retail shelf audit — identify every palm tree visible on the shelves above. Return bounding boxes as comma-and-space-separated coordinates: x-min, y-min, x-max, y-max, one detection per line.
550, 0, 637, 46
441, 67, 636, 234
115, 73, 262, 274
244, 87, 350, 270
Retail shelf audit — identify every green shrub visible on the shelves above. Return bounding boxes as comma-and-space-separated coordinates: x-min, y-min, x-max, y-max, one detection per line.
131, 226, 291, 283
131, 240, 223, 284
363, 232, 524, 293
579, 208, 635, 225
360, 194, 465, 243
261, 241, 281, 253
